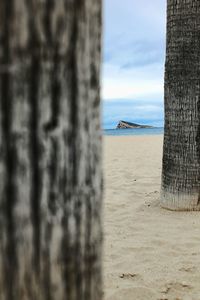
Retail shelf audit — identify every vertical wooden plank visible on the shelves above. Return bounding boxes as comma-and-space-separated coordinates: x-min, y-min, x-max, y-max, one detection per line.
161, 0, 200, 210
0, 1, 103, 299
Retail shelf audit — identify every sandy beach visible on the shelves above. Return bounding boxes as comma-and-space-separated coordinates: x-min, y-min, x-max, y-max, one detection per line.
103, 135, 200, 300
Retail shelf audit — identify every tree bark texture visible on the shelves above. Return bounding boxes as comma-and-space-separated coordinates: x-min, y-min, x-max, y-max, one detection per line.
0, 1, 102, 299
161, 0, 200, 210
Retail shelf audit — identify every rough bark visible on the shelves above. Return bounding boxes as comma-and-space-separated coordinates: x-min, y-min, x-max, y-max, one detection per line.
161, 0, 200, 210
0, 1, 103, 299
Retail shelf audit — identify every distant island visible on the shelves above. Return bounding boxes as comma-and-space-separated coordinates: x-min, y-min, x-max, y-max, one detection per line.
116, 120, 154, 129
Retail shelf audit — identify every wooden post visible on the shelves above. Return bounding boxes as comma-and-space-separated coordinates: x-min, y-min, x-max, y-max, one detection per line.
161, 0, 200, 210
0, 1, 103, 299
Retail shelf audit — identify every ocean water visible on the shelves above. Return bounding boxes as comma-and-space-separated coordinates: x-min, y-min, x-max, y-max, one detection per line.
104, 127, 164, 136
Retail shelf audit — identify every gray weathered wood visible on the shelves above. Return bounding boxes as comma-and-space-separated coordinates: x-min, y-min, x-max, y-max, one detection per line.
0, 1, 103, 299
161, 0, 200, 210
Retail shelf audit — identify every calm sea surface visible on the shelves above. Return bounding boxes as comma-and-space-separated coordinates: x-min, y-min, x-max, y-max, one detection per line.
104, 127, 164, 136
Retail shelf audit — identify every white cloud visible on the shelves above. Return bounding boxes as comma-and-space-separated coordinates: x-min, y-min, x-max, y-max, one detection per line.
102, 78, 163, 100
102, 62, 164, 100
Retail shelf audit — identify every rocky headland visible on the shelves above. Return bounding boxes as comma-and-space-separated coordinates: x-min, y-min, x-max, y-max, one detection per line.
116, 120, 154, 129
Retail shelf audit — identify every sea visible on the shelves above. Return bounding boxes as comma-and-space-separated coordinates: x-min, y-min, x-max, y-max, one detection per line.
103, 127, 164, 136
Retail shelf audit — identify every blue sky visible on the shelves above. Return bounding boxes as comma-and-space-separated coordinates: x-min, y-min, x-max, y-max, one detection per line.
102, 0, 166, 129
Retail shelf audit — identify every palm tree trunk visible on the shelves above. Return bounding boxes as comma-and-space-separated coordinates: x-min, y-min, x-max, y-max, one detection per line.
161, 0, 200, 210
0, 1, 103, 299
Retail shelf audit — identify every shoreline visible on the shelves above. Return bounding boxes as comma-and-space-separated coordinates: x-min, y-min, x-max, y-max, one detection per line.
103, 128, 164, 137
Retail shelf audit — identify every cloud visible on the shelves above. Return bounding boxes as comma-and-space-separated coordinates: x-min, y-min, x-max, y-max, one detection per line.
102, 0, 166, 128
104, 38, 165, 68
102, 62, 164, 100
120, 40, 165, 69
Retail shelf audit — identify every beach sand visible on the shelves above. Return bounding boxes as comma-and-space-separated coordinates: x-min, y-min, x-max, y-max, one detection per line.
103, 135, 200, 300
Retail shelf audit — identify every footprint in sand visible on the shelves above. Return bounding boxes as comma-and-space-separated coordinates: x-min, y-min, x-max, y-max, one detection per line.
145, 190, 159, 197
160, 281, 192, 297
179, 266, 196, 273
119, 273, 139, 279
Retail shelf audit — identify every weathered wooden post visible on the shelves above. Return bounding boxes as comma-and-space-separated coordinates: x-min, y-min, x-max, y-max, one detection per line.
161, 0, 200, 210
0, 1, 103, 299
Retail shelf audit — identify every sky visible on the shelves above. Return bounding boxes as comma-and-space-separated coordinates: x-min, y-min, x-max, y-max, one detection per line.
102, 0, 167, 129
